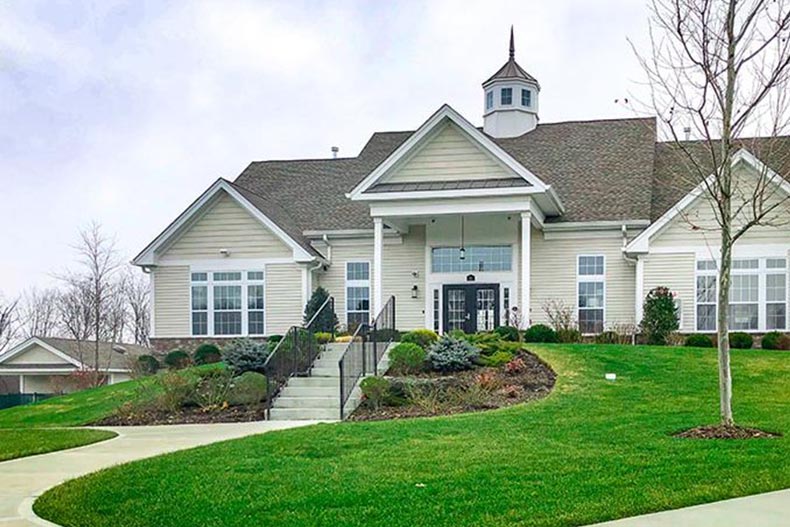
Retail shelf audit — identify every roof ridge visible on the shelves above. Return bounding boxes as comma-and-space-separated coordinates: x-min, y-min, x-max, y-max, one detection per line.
537, 116, 656, 127
657, 134, 790, 145
250, 156, 358, 164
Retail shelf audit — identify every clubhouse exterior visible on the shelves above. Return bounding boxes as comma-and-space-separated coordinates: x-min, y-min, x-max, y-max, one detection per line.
133, 33, 790, 352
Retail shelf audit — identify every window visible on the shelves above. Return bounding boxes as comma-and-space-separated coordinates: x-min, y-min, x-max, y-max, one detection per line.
485, 90, 494, 110
346, 262, 370, 328
433, 289, 440, 333
500, 87, 512, 105
431, 246, 512, 273
695, 257, 788, 332
521, 88, 531, 107
577, 255, 605, 334
190, 270, 265, 336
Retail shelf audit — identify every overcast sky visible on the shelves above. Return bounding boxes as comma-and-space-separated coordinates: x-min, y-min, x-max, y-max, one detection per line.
0, 0, 652, 298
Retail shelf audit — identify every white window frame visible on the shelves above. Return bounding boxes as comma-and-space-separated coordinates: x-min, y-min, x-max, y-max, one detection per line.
485, 90, 494, 110
521, 88, 531, 107
500, 87, 513, 106
189, 269, 266, 337
577, 255, 606, 335
345, 261, 371, 328
694, 256, 789, 333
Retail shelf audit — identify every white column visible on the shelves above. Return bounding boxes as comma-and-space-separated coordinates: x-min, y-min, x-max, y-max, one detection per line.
373, 217, 384, 317
520, 211, 531, 328
635, 256, 645, 324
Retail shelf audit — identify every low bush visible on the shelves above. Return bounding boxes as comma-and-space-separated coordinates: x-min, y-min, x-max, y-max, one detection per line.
401, 329, 439, 350
335, 335, 353, 343
314, 332, 334, 345
557, 328, 582, 343
685, 334, 714, 348
193, 369, 234, 410
493, 325, 520, 342
504, 357, 527, 375
373, 328, 402, 343
223, 338, 271, 374
193, 344, 222, 365
228, 372, 268, 405
465, 332, 515, 356
388, 343, 426, 374
761, 331, 790, 350
360, 377, 391, 410
164, 349, 191, 370
595, 331, 620, 345
523, 324, 558, 343
265, 335, 283, 353
730, 332, 753, 349
136, 355, 160, 375
479, 350, 515, 367
427, 335, 480, 372
474, 370, 502, 392
155, 371, 200, 412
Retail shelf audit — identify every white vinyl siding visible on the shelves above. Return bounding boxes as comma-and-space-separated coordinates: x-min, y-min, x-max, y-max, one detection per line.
265, 264, 304, 336
153, 266, 191, 336
383, 122, 513, 184
159, 191, 292, 261
3, 344, 71, 365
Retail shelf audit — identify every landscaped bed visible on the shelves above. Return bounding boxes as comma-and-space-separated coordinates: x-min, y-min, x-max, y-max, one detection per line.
32, 343, 790, 527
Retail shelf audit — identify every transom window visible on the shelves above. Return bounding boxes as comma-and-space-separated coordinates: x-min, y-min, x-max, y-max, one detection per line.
521, 88, 531, 107
695, 257, 788, 332
346, 262, 370, 329
190, 270, 265, 337
485, 90, 494, 110
577, 255, 605, 334
500, 87, 513, 105
431, 246, 512, 273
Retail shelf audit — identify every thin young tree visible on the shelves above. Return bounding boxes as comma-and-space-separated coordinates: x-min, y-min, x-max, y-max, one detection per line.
57, 276, 94, 366
635, 0, 790, 425
19, 287, 60, 339
0, 295, 18, 353
123, 269, 151, 346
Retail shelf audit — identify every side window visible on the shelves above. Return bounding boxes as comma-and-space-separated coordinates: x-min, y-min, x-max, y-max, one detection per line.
577, 255, 605, 334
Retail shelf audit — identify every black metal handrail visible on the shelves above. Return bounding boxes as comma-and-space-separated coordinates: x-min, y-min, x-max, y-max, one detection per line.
338, 295, 396, 419
263, 296, 334, 419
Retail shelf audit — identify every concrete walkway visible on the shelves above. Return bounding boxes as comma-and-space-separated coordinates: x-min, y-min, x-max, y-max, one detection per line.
590, 488, 790, 527
0, 421, 319, 527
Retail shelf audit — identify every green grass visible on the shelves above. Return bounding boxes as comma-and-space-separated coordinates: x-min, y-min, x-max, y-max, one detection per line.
0, 429, 117, 462
33, 344, 790, 527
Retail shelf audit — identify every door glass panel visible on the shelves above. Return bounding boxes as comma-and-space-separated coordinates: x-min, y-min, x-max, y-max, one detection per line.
476, 288, 496, 331
447, 289, 466, 331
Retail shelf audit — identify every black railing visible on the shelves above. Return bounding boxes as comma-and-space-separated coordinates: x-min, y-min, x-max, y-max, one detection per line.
263, 296, 334, 419
338, 296, 396, 419
0, 393, 54, 410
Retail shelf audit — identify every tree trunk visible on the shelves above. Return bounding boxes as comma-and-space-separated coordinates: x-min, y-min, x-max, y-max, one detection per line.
717, 227, 734, 426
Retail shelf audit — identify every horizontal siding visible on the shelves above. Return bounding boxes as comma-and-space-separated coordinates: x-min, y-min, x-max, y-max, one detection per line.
153, 266, 190, 337
531, 231, 636, 328
160, 191, 292, 261
265, 264, 304, 335
316, 240, 373, 330
643, 253, 695, 331
386, 123, 512, 184
383, 226, 426, 330
5, 344, 70, 365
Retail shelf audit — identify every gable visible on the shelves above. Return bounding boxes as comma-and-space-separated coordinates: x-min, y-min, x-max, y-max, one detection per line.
3, 343, 73, 366
159, 190, 292, 261
384, 122, 514, 184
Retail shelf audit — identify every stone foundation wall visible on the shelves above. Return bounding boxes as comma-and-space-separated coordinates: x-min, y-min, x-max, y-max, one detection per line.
150, 337, 268, 354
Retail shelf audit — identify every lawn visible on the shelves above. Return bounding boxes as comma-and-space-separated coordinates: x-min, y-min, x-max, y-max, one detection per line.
33, 344, 790, 527
0, 429, 117, 462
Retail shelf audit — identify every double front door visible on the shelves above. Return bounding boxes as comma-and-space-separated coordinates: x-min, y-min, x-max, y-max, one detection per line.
442, 284, 500, 334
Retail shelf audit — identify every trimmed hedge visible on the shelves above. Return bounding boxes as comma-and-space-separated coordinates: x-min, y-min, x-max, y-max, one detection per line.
193, 344, 222, 365
164, 349, 191, 370
388, 343, 426, 374
729, 332, 753, 349
685, 334, 715, 348
401, 329, 439, 350
493, 326, 520, 342
761, 331, 790, 350
523, 324, 558, 343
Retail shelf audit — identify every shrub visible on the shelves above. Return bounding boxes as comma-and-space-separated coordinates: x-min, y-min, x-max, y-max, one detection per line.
427, 335, 480, 372
474, 370, 501, 392
493, 325, 520, 342
479, 350, 515, 367
155, 371, 200, 412
223, 338, 271, 374
388, 342, 426, 374
685, 334, 714, 348
523, 324, 558, 343
556, 328, 582, 343
265, 335, 283, 353
164, 349, 191, 370
761, 331, 790, 350
360, 376, 391, 410
465, 332, 515, 356
303, 286, 339, 333
335, 335, 353, 343
595, 331, 620, 345
504, 357, 527, 375
193, 369, 234, 410
372, 328, 401, 343
136, 355, 160, 375
314, 332, 334, 345
401, 329, 439, 350
193, 343, 222, 365
228, 372, 268, 405
640, 286, 679, 345
729, 332, 753, 349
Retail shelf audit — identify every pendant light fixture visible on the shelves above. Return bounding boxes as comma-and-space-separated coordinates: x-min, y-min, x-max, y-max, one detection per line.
459, 216, 466, 261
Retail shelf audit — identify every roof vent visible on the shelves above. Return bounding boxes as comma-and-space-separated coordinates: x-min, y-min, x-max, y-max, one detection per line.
112, 345, 127, 354
331, 146, 339, 159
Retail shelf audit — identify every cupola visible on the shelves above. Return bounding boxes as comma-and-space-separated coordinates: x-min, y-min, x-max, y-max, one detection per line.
483, 27, 540, 138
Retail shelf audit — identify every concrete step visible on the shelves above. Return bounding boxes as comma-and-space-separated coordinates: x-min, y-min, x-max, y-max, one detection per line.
280, 386, 338, 397
287, 376, 339, 388
275, 396, 339, 409
269, 407, 340, 421
312, 359, 341, 370
311, 366, 339, 377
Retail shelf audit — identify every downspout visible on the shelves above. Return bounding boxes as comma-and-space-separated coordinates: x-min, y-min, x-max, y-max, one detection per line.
308, 235, 331, 290
621, 225, 638, 265
621, 224, 642, 343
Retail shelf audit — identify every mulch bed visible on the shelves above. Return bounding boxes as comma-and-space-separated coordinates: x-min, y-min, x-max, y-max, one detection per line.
94, 405, 266, 426
350, 350, 556, 421
674, 424, 781, 439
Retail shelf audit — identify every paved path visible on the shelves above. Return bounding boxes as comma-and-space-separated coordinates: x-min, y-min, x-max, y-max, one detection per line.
589, 489, 790, 527
0, 421, 319, 527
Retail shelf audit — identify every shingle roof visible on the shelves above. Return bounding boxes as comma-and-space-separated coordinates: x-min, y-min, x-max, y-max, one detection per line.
368, 177, 530, 193
37, 337, 149, 370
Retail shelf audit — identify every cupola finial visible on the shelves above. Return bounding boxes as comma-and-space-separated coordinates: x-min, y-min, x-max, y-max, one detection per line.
509, 26, 515, 60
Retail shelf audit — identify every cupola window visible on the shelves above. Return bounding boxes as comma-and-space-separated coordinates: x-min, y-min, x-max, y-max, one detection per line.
500, 87, 512, 105
521, 88, 531, 107
485, 91, 494, 110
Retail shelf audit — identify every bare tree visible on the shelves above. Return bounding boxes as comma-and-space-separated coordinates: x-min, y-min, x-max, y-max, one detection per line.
19, 287, 60, 339
123, 269, 150, 346
57, 276, 94, 365
635, 0, 790, 425
0, 296, 18, 353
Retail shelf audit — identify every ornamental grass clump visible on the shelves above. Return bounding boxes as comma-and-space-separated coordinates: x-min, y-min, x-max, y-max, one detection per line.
427, 335, 480, 372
